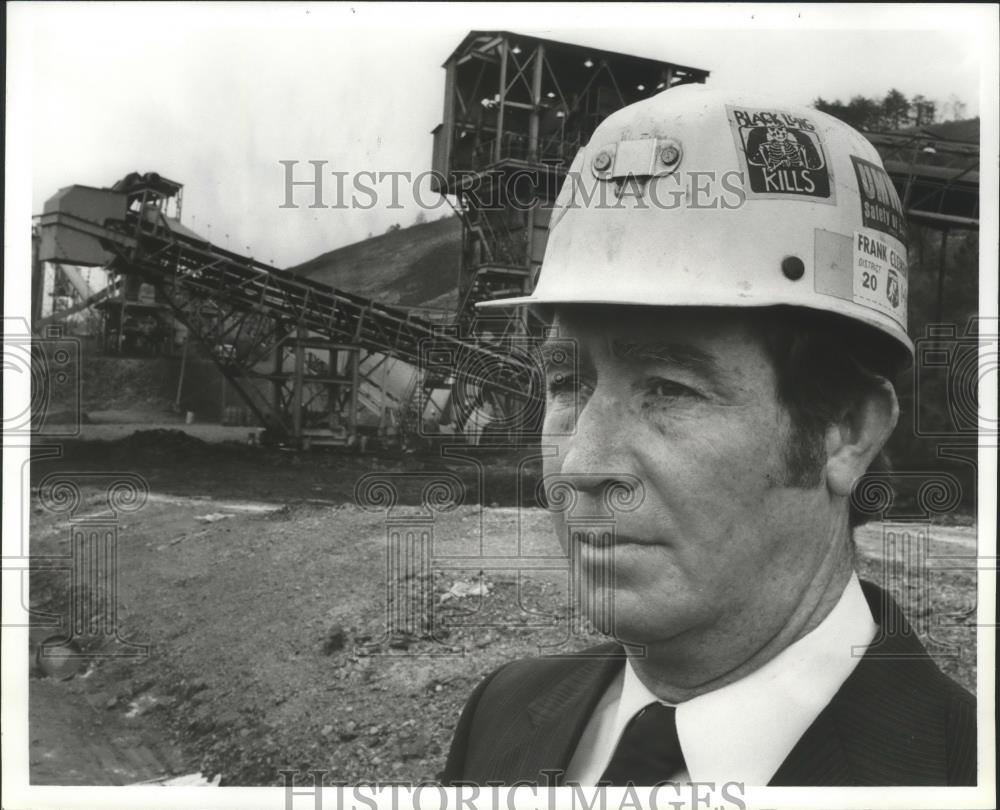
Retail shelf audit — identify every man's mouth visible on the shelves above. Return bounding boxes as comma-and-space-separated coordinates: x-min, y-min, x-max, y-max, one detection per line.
572, 532, 647, 548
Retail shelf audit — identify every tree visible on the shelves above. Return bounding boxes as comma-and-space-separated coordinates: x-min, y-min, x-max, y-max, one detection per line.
910, 95, 937, 127
881, 89, 910, 130
846, 94, 882, 129
814, 96, 849, 124
814, 95, 880, 130
815, 90, 951, 131
943, 94, 968, 122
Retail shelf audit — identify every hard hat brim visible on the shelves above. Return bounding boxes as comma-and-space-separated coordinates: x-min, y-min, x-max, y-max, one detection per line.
475, 294, 914, 371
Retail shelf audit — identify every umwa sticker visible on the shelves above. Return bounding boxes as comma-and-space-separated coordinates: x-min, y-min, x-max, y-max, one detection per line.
850, 155, 908, 243
728, 107, 833, 202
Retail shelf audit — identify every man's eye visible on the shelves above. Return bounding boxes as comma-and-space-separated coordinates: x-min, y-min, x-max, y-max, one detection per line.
647, 378, 697, 399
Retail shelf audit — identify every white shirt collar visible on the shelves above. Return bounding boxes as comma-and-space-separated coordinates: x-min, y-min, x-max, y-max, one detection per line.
568, 573, 876, 786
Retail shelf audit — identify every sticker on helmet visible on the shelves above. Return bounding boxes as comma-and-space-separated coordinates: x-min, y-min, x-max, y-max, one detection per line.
727, 107, 834, 202
850, 155, 908, 243
852, 230, 907, 325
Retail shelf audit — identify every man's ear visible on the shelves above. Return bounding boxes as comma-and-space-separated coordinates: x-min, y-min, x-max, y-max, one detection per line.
824, 380, 899, 498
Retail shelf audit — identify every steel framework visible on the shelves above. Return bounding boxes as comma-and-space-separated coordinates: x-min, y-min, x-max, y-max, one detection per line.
38, 176, 540, 447
865, 129, 979, 231
431, 31, 709, 328
864, 127, 979, 322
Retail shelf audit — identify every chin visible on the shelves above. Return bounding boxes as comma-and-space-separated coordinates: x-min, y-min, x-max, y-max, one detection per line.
577, 587, 694, 645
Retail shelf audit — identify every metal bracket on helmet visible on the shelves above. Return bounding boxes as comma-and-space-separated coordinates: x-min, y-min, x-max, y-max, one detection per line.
591, 137, 684, 181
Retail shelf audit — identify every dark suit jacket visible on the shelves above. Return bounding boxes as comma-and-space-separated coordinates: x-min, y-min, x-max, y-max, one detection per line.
442, 580, 977, 786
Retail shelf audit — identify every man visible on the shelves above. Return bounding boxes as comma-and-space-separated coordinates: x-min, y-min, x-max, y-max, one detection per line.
441, 86, 976, 787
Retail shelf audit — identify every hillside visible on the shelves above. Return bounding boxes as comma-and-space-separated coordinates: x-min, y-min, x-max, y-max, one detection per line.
288, 216, 462, 313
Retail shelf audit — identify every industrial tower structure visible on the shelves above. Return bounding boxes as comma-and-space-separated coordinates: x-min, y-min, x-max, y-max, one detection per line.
430, 31, 709, 330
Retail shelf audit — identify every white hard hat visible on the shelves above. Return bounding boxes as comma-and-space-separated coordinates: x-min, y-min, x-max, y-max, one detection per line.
479, 84, 913, 366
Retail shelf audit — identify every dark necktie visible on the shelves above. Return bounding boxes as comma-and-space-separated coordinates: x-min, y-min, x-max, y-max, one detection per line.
599, 702, 685, 786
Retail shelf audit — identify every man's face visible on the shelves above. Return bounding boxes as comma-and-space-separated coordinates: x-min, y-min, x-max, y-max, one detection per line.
541, 306, 832, 646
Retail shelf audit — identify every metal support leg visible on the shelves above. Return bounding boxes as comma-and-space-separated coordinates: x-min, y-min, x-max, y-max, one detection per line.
292, 326, 306, 443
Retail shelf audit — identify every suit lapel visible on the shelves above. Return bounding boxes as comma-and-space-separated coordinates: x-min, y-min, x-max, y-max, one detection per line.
769, 697, 853, 785
486, 646, 625, 784
770, 580, 950, 786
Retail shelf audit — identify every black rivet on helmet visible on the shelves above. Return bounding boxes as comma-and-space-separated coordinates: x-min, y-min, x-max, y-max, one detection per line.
781, 256, 805, 280
593, 150, 613, 172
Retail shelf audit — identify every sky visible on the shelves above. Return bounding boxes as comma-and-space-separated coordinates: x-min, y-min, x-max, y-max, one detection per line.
8, 2, 994, 270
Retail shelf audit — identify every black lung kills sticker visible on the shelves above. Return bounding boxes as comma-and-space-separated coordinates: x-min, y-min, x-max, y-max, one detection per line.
851, 155, 908, 243
729, 108, 832, 200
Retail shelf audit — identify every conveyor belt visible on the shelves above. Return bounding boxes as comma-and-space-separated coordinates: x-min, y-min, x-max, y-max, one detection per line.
38, 206, 542, 437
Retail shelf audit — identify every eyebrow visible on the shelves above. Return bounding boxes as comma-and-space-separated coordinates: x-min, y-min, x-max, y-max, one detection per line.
539, 337, 722, 381
611, 339, 722, 380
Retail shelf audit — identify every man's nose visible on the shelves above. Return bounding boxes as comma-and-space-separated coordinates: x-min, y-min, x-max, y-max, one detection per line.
555, 384, 629, 487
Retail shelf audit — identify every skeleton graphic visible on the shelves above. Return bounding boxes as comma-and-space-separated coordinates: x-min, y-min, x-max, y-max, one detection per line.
754, 122, 810, 170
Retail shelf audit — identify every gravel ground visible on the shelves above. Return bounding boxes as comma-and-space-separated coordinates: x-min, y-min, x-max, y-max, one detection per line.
26, 433, 979, 785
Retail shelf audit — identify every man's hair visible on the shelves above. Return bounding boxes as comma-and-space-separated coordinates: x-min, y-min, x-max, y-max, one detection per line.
754, 306, 906, 529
